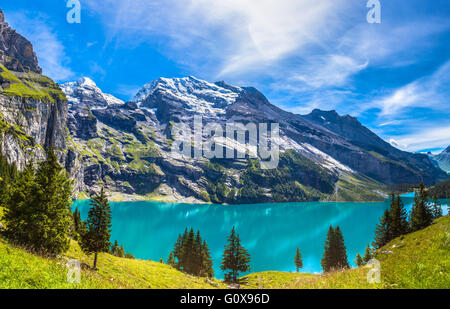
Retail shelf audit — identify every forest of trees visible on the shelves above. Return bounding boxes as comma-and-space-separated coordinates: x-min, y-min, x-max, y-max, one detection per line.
372, 183, 444, 250
167, 228, 214, 278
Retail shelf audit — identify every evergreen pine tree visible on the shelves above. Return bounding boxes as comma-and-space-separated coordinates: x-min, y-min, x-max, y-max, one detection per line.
4, 149, 73, 255
169, 228, 214, 277
118, 244, 125, 257
321, 225, 349, 272
410, 182, 433, 231
321, 225, 336, 272
431, 195, 443, 219
221, 226, 251, 283
334, 226, 349, 269
80, 188, 112, 269
362, 243, 373, 264
390, 194, 409, 237
373, 209, 392, 249
201, 240, 214, 278
355, 253, 363, 267
167, 251, 176, 267
294, 247, 303, 272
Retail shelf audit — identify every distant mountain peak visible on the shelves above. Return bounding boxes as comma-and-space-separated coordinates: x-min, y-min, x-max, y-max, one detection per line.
131, 76, 243, 118
61, 77, 123, 108
76, 77, 97, 88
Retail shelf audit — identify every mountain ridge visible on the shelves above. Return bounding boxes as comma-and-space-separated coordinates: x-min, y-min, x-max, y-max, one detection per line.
0, 6, 447, 203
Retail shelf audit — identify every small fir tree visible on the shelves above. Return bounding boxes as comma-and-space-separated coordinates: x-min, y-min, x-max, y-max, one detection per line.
221, 226, 251, 283
294, 248, 303, 272
80, 188, 112, 269
410, 182, 433, 231
355, 253, 363, 267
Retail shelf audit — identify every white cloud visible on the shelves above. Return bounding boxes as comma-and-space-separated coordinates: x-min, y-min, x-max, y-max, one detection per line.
5, 12, 74, 81
389, 126, 450, 152
84, 0, 349, 78
370, 60, 450, 117
290, 55, 368, 89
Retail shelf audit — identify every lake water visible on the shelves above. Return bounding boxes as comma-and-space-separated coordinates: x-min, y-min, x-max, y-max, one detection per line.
72, 197, 448, 278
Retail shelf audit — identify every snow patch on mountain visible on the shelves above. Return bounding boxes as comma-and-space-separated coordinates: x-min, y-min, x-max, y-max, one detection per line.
132, 76, 242, 116
61, 77, 124, 108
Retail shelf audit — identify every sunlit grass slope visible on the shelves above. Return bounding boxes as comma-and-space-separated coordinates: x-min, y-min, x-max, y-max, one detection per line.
242, 216, 450, 289
0, 206, 224, 289
0, 237, 225, 289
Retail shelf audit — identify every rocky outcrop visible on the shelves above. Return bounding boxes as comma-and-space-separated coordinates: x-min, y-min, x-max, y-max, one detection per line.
0, 9, 41, 74
302, 109, 448, 185
67, 106, 97, 139
0, 9, 67, 170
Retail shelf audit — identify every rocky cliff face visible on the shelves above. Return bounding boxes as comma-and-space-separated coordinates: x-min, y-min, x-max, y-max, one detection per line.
0, 8, 67, 170
0, 9, 41, 74
302, 109, 447, 185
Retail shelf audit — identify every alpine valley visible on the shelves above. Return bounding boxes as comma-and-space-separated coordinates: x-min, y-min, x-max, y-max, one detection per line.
0, 8, 448, 204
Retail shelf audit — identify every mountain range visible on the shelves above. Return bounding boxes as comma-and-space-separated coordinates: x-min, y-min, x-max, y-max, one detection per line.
0, 8, 448, 203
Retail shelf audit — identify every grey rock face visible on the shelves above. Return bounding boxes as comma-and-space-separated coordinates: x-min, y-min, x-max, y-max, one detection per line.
68, 106, 98, 139
302, 109, 448, 185
0, 9, 67, 171
0, 95, 68, 170
0, 9, 42, 74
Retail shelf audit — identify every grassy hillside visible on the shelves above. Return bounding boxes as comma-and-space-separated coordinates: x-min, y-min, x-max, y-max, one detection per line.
242, 216, 450, 289
0, 237, 225, 289
0, 207, 224, 289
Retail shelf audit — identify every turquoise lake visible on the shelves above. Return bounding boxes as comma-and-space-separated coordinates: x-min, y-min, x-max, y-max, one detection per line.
72, 197, 448, 278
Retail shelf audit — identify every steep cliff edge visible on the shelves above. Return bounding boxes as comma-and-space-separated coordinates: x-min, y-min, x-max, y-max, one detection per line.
0, 9, 67, 170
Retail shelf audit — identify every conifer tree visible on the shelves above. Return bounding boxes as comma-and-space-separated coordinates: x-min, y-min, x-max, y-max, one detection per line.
72, 207, 86, 241
167, 251, 176, 267
221, 226, 251, 283
431, 195, 443, 219
110, 240, 125, 257
4, 149, 73, 255
321, 225, 349, 272
294, 247, 303, 272
355, 253, 363, 267
373, 209, 392, 249
321, 225, 336, 272
362, 243, 373, 264
80, 188, 112, 269
390, 194, 409, 237
201, 240, 214, 278
410, 182, 433, 231
334, 226, 350, 269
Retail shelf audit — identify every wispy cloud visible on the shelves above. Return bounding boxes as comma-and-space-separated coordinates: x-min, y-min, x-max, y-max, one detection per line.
370, 60, 450, 116
84, 0, 349, 79
389, 125, 450, 152
5, 11, 74, 81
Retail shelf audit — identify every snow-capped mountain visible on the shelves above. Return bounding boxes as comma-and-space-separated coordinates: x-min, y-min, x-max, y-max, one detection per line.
60, 76, 448, 203
61, 77, 124, 108
131, 76, 242, 120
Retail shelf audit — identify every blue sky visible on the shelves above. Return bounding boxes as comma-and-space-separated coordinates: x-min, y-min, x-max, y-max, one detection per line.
2, 0, 450, 152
